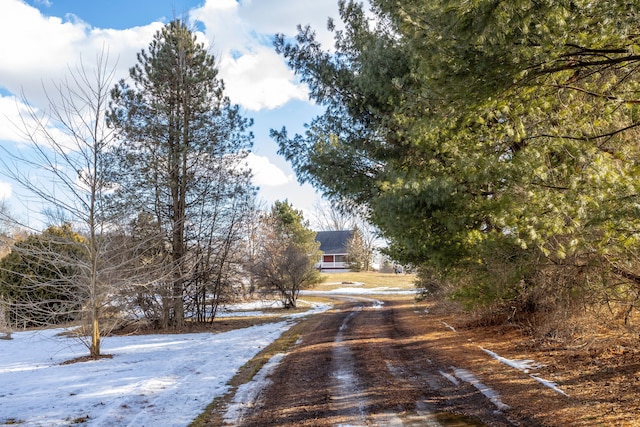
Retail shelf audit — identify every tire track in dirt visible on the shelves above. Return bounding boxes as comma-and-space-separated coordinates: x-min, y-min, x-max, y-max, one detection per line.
229, 295, 532, 426
347, 298, 514, 426
329, 302, 368, 423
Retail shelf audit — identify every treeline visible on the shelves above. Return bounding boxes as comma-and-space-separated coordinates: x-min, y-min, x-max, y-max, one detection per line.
273, 0, 640, 336
0, 21, 321, 357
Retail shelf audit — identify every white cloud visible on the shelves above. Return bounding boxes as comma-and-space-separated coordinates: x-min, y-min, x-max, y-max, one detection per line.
245, 153, 293, 187
236, 0, 341, 46
0, 1, 85, 72
0, 94, 31, 144
0, 93, 91, 155
0, 0, 341, 114
219, 46, 309, 110
0, 0, 160, 108
0, 0, 167, 163
190, 0, 341, 111
0, 182, 12, 200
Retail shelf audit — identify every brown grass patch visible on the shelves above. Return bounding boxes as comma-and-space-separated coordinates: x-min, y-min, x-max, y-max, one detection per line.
316, 271, 417, 289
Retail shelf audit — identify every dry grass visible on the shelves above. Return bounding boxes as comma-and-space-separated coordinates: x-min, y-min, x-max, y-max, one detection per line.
315, 271, 417, 290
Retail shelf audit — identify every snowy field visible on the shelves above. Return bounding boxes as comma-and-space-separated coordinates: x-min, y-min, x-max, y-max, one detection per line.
0, 303, 330, 427
0, 288, 416, 427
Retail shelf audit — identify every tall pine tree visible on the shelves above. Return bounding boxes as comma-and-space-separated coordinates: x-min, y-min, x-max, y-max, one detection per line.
109, 20, 254, 328
273, 0, 640, 317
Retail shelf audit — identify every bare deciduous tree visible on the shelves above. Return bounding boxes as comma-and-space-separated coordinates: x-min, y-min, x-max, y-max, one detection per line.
0, 49, 126, 357
186, 184, 255, 323
0, 200, 15, 259
312, 199, 355, 232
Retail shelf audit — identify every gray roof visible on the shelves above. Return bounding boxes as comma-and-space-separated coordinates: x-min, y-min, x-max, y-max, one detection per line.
315, 230, 352, 254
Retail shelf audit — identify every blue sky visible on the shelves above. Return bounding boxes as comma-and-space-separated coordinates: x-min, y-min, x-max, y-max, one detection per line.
0, 0, 342, 227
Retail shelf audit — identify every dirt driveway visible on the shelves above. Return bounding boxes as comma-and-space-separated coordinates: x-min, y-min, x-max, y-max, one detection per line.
218, 295, 557, 426
202, 292, 640, 426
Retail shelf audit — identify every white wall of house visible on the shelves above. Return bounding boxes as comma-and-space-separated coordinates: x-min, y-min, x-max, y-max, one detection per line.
317, 254, 349, 272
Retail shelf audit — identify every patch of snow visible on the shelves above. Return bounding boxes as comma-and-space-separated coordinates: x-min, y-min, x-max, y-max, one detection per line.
285, 302, 332, 319
371, 300, 384, 309
530, 374, 569, 396
480, 347, 544, 373
480, 347, 567, 396
439, 370, 460, 386
440, 321, 456, 332
217, 299, 283, 317
217, 310, 266, 318
224, 353, 285, 425
332, 307, 368, 423
451, 367, 510, 411
0, 320, 299, 426
302, 287, 416, 296
216, 299, 330, 319
338, 310, 361, 335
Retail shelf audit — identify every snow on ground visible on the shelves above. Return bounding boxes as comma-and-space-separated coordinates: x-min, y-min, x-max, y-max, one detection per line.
450, 367, 510, 411
530, 373, 569, 396
480, 346, 568, 396
440, 321, 457, 332
437, 311, 568, 398
480, 347, 545, 373
223, 353, 285, 425
439, 370, 460, 386
217, 299, 284, 318
0, 302, 331, 427
302, 286, 416, 295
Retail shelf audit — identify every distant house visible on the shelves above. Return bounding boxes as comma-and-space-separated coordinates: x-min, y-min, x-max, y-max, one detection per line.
315, 230, 353, 272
